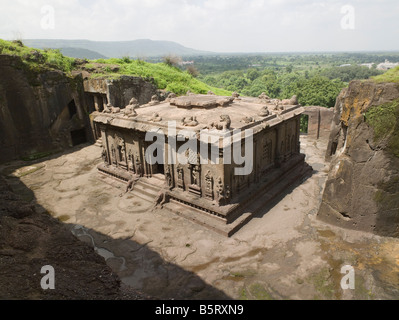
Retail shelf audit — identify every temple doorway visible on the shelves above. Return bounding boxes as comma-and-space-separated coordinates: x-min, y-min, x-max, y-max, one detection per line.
156, 163, 165, 175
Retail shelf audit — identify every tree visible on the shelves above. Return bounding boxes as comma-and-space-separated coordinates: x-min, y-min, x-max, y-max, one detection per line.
186, 65, 199, 78
163, 55, 182, 67
247, 68, 260, 81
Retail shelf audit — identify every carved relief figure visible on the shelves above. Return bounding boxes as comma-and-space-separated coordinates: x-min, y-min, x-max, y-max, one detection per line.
111, 146, 117, 164
216, 177, 225, 206
128, 151, 135, 173
259, 92, 270, 101
190, 165, 200, 187
192, 167, 198, 186
204, 171, 214, 200
104, 103, 121, 114
102, 147, 108, 164
124, 105, 138, 118
149, 112, 162, 122
259, 106, 270, 117
242, 117, 255, 124
181, 116, 199, 127
225, 185, 231, 200
165, 165, 173, 190
209, 115, 231, 131
149, 95, 160, 106
177, 164, 184, 190
103, 103, 112, 114
136, 156, 143, 177
116, 137, 126, 163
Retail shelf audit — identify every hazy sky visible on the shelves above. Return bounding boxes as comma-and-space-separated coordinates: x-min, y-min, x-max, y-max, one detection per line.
0, 0, 398, 52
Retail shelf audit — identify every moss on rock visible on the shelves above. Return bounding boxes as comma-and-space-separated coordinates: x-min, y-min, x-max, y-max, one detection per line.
366, 99, 399, 157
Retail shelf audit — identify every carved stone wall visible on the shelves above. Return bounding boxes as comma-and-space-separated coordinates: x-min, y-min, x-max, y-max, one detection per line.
303, 106, 334, 140
84, 77, 158, 110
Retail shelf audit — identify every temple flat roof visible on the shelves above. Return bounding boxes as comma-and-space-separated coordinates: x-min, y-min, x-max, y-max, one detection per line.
94, 95, 304, 135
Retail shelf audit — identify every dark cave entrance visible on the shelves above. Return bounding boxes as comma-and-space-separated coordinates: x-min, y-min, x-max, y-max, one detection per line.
68, 100, 77, 119
70, 128, 87, 146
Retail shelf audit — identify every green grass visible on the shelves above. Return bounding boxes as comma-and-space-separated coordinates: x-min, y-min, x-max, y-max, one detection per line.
91, 58, 231, 96
238, 283, 274, 300
1, 38, 231, 96
372, 66, 399, 83
309, 268, 335, 299
22, 151, 56, 162
0, 39, 75, 74
248, 283, 274, 300
366, 99, 399, 157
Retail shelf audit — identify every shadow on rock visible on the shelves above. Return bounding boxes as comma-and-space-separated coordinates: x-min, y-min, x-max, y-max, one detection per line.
0, 173, 231, 300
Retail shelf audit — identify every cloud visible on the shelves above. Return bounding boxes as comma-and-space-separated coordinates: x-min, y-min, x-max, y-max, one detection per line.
0, 0, 397, 52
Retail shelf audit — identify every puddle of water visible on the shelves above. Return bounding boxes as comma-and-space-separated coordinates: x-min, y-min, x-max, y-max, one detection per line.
222, 275, 245, 282
223, 248, 267, 264
72, 225, 127, 272
189, 258, 220, 273
318, 229, 336, 239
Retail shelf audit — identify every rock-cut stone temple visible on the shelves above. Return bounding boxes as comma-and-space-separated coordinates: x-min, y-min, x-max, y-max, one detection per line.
92, 93, 312, 236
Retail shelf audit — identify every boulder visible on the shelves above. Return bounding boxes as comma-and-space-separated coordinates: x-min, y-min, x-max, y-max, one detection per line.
318, 80, 399, 237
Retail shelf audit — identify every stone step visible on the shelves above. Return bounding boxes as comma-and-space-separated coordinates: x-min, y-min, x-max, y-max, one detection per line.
95, 138, 103, 147
130, 189, 158, 203
128, 177, 164, 203
136, 179, 163, 194
134, 183, 161, 199
166, 200, 254, 237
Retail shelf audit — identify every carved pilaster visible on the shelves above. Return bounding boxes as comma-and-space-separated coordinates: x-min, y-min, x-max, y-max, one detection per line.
177, 164, 184, 190
205, 171, 214, 200
165, 165, 174, 190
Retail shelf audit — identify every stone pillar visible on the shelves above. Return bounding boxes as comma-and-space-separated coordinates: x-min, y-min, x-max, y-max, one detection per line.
102, 95, 108, 111
94, 95, 102, 112
177, 164, 184, 190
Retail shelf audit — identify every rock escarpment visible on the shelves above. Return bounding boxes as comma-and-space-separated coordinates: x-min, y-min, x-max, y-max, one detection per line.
319, 80, 399, 237
0, 54, 92, 163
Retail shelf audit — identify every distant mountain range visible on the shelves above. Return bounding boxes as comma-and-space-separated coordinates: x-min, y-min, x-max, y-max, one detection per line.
22, 39, 214, 59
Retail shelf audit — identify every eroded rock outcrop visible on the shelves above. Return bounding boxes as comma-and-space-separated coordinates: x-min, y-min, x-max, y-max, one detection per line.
0, 55, 92, 163
318, 80, 399, 237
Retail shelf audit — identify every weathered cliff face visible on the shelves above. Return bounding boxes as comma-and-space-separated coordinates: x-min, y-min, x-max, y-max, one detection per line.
83, 76, 159, 113
319, 80, 399, 237
0, 55, 92, 163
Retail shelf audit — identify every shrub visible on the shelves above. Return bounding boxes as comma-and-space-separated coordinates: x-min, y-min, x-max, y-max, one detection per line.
121, 56, 131, 63
186, 65, 199, 78
163, 54, 182, 67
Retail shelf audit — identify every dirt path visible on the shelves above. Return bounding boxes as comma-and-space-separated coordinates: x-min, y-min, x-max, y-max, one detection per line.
2, 137, 398, 300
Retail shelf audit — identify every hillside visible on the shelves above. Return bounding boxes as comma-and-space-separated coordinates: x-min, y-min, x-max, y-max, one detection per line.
0, 39, 228, 96
372, 65, 399, 83
81, 58, 231, 96
0, 39, 76, 74
59, 47, 108, 60
23, 39, 213, 58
